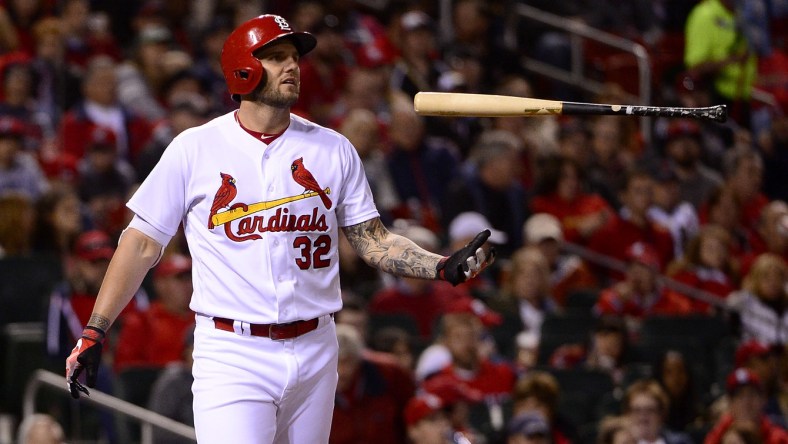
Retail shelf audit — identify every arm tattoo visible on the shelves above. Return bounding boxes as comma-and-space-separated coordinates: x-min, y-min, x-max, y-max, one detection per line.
342, 218, 443, 279
87, 314, 110, 333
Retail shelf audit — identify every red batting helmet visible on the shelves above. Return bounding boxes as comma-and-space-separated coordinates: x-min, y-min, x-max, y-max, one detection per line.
221, 14, 316, 100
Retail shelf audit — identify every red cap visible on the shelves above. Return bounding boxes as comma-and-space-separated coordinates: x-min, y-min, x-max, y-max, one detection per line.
666, 119, 701, 140
73, 230, 115, 261
154, 254, 192, 279
726, 368, 762, 394
89, 125, 117, 149
404, 393, 444, 426
422, 374, 485, 405
625, 242, 661, 271
0, 116, 26, 138
735, 340, 771, 368
445, 297, 503, 327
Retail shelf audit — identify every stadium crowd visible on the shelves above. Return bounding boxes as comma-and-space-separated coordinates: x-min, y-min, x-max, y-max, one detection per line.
1, 0, 788, 443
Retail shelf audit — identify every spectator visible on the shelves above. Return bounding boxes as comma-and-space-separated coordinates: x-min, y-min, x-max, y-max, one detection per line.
338, 107, 400, 224
294, 13, 350, 126
76, 125, 135, 237
594, 242, 692, 326
0, 115, 48, 199
721, 149, 769, 236
29, 17, 82, 134
647, 166, 701, 260
704, 368, 788, 443
655, 350, 703, 432
622, 379, 693, 444
45, 229, 149, 361
684, 0, 758, 128
371, 326, 416, 374
60, 0, 121, 69
0, 55, 39, 125
134, 93, 211, 180
530, 155, 614, 245
727, 253, 788, 345
421, 373, 487, 443
588, 170, 675, 279
385, 100, 460, 233
701, 186, 751, 256
491, 76, 559, 181
741, 200, 788, 274
113, 253, 194, 373
115, 24, 174, 121
506, 412, 552, 444
488, 246, 559, 351
15, 413, 65, 444
511, 371, 574, 444
655, 119, 724, 212
330, 324, 415, 444
58, 55, 153, 165
148, 326, 196, 444
596, 415, 636, 444
666, 224, 738, 314
30, 184, 83, 258
390, 10, 444, 99
442, 129, 529, 256
522, 212, 598, 307
403, 393, 455, 444
0, 191, 34, 258
719, 420, 765, 444
335, 291, 372, 344
586, 115, 636, 208
549, 315, 630, 386
760, 100, 788, 203
429, 311, 515, 402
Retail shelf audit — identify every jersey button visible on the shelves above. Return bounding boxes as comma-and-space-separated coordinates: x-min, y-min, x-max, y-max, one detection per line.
273, 240, 279, 246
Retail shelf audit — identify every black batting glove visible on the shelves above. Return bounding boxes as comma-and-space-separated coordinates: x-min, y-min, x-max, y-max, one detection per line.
437, 229, 496, 286
65, 326, 105, 399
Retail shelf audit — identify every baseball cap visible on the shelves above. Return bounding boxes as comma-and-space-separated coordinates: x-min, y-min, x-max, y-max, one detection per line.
401, 11, 433, 32
523, 213, 563, 244
735, 340, 772, 368
422, 374, 485, 405
508, 412, 550, 438
625, 242, 661, 271
88, 126, 117, 150
445, 297, 503, 327
154, 254, 192, 279
404, 393, 444, 426
0, 116, 26, 139
666, 119, 701, 140
726, 368, 763, 395
448, 212, 507, 245
74, 230, 115, 261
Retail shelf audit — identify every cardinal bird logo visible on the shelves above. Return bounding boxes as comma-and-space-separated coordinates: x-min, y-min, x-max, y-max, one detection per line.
291, 157, 332, 209
208, 172, 237, 229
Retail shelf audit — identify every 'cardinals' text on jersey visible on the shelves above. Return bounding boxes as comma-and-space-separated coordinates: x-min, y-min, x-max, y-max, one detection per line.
128, 112, 379, 324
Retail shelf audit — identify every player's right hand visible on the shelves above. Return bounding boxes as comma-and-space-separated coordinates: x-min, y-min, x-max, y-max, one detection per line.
436, 229, 496, 286
65, 326, 105, 399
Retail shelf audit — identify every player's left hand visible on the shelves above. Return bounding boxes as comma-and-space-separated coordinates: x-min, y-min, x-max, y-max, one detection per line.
65, 326, 105, 399
437, 229, 496, 286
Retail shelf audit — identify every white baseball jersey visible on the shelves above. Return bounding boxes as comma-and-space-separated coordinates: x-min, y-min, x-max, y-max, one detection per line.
127, 111, 379, 323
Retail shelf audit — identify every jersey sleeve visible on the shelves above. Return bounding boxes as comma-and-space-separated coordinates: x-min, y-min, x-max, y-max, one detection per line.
126, 138, 189, 236
335, 139, 379, 227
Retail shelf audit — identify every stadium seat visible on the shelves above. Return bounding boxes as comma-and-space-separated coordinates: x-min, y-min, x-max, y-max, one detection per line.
538, 314, 596, 364
1, 322, 48, 415
563, 289, 600, 314
114, 366, 164, 444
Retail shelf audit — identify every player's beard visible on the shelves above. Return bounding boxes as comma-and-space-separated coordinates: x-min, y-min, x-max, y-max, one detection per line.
251, 77, 299, 108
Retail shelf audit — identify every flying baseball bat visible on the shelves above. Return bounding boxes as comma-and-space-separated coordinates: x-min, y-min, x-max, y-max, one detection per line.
413, 92, 727, 123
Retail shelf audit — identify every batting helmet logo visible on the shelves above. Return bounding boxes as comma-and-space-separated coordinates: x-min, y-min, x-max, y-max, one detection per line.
220, 14, 316, 100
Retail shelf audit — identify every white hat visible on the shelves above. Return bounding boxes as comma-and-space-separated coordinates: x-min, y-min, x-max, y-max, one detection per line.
523, 213, 563, 244
392, 219, 440, 251
448, 212, 508, 244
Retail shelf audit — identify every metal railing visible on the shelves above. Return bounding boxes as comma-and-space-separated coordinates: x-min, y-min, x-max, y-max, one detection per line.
508, 3, 653, 144
23, 369, 196, 444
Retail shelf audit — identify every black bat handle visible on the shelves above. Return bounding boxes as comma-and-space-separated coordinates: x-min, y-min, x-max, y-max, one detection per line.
562, 102, 728, 123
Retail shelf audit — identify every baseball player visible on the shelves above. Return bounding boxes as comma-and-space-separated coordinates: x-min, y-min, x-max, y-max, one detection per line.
65, 14, 495, 444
